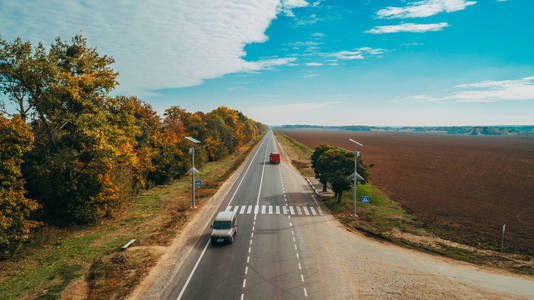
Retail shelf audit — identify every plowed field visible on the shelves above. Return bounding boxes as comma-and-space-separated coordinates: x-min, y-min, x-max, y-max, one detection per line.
278, 129, 534, 254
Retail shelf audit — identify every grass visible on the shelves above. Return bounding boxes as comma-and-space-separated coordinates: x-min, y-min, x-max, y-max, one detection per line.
274, 131, 534, 274
0, 133, 264, 300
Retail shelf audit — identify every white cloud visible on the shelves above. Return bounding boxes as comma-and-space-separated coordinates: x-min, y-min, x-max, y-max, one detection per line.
325, 47, 385, 59
305, 62, 323, 66
409, 77, 534, 103
366, 22, 449, 34
0, 0, 307, 95
280, 0, 309, 17
376, 0, 476, 19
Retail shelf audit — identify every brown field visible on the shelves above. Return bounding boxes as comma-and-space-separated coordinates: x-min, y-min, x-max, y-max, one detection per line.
278, 129, 534, 254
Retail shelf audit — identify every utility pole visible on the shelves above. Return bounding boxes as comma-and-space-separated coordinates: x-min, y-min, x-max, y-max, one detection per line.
348, 138, 364, 217
185, 136, 201, 209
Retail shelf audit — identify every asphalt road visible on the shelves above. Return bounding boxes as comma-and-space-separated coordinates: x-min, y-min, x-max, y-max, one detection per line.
156, 131, 534, 300
163, 131, 321, 300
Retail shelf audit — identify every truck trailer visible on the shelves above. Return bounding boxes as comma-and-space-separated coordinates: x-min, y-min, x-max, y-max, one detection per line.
269, 152, 280, 164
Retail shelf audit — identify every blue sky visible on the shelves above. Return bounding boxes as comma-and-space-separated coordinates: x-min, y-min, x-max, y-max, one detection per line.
1, 0, 533, 126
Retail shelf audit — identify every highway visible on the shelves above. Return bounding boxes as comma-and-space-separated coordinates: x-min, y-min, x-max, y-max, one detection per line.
150, 131, 534, 300
163, 130, 322, 300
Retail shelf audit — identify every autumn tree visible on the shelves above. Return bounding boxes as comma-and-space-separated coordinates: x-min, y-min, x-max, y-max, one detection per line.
0, 114, 40, 256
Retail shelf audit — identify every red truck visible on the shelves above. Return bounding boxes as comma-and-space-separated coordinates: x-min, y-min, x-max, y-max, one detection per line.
269, 152, 280, 164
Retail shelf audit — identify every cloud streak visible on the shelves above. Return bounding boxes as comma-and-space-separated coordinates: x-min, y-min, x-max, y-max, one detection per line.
376, 0, 476, 19
325, 47, 385, 59
366, 22, 449, 34
409, 77, 534, 103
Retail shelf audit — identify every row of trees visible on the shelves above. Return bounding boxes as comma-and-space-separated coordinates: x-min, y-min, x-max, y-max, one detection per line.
311, 144, 373, 201
0, 35, 264, 256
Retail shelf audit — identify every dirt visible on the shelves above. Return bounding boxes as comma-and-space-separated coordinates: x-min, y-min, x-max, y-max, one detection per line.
278, 129, 534, 254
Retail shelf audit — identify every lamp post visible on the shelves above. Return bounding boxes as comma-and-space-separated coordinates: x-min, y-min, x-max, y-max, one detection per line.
185, 136, 201, 208
348, 138, 363, 217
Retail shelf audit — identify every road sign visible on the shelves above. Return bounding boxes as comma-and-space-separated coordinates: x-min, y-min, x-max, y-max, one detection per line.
195, 179, 202, 186
361, 196, 369, 203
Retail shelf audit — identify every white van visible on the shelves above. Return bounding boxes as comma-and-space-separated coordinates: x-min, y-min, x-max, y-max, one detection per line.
210, 210, 238, 244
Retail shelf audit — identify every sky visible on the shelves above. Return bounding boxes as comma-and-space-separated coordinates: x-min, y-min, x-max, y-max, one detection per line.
1, 0, 533, 126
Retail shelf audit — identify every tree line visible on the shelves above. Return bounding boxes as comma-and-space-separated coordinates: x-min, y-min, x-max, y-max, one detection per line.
0, 35, 265, 256
311, 144, 373, 201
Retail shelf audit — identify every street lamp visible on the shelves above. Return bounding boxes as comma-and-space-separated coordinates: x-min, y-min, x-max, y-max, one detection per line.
348, 138, 364, 217
185, 136, 201, 208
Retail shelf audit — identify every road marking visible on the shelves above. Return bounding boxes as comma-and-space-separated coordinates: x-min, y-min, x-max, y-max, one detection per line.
317, 207, 323, 215
243, 279, 246, 288
247, 205, 252, 214
303, 206, 310, 216
294, 244, 297, 250
296, 253, 299, 259
283, 206, 288, 214
254, 205, 259, 214
289, 221, 293, 226
261, 205, 266, 214
240, 206, 246, 214
225, 137, 266, 209
226, 205, 232, 212
241, 293, 244, 300
176, 238, 210, 300
298, 262, 302, 270
296, 206, 302, 215
268, 205, 273, 214
245, 266, 248, 275
301, 274, 304, 282
249, 239, 253, 245
251, 232, 254, 238
293, 236, 296, 243
276, 206, 280, 214
310, 207, 317, 216
289, 206, 295, 215
247, 256, 250, 263
304, 288, 308, 297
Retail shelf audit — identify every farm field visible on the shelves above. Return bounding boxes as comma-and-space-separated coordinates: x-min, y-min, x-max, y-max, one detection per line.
278, 129, 534, 254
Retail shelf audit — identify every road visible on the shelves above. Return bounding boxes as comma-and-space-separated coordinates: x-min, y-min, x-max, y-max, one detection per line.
151, 131, 534, 300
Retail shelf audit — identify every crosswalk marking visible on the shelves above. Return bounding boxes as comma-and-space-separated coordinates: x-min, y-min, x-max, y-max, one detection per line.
283, 206, 288, 215
268, 205, 273, 214
317, 207, 323, 215
223, 205, 323, 216
226, 205, 232, 211
240, 206, 246, 214
296, 206, 302, 215
289, 206, 295, 215
310, 207, 317, 216
276, 206, 280, 214
254, 205, 259, 214
303, 206, 310, 216
247, 205, 252, 214
261, 205, 266, 214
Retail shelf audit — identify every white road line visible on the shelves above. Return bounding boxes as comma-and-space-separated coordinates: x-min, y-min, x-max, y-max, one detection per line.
241, 293, 244, 300
176, 238, 210, 300
234, 206, 239, 213
251, 232, 254, 238
240, 206, 246, 214
247, 205, 252, 214
289, 206, 295, 215
298, 262, 302, 270
301, 274, 304, 282
225, 137, 266, 209
254, 205, 259, 214
283, 206, 288, 214
249, 239, 253, 245
261, 205, 266, 214
293, 237, 296, 242
276, 206, 280, 214
255, 141, 269, 207
294, 244, 297, 250
289, 221, 293, 226
317, 206, 323, 215
226, 205, 232, 212
268, 205, 273, 214
310, 207, 317, 216
303, 206, 310, 216
296, 253, 299, 259
296, 206, 302, 215
245, 266, 248, 275
304, 288, 308, 297
243, 279, 246, 288
247, 256, 250, 263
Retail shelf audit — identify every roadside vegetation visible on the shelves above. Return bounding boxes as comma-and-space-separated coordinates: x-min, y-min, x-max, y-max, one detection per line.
0, 34, 265, 299
275, 132, 534, 275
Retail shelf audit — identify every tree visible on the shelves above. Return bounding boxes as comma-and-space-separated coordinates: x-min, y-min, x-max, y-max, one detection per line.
311, 144, 336, 192
0, 114, 40, 256
316, 149, 354, 202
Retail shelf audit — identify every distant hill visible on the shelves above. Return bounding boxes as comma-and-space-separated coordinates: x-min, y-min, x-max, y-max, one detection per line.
274, 125, 534, 136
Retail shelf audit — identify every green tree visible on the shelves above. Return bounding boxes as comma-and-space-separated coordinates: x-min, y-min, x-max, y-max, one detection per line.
0, 114, 40, 256
311, 144, 336, 192
316, 149, 354, 202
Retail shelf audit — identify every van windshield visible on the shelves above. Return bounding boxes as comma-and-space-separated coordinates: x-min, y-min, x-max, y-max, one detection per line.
213, 220, 231, 230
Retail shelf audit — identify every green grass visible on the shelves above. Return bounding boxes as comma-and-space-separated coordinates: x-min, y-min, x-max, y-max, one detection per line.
0, 133, 265, 300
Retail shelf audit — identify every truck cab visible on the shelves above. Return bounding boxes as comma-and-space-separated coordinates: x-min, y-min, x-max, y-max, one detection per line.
210, 211, 238, 244
269, 152, 280, 164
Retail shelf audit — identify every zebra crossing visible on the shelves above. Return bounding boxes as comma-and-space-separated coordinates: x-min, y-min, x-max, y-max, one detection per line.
225, 204, 323, 216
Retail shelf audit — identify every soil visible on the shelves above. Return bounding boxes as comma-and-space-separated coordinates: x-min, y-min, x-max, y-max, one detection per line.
278, 129, 534, 254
